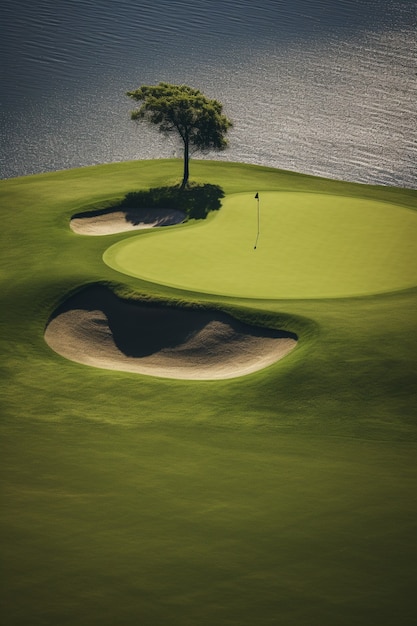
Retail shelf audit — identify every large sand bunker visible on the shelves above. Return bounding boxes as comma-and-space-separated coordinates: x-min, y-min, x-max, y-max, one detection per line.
70, 208, 185, 235
44, 285, 297, 380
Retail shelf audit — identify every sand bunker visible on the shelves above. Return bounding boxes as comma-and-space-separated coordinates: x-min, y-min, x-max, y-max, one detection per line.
70, 208, 185, 235
44, 285, 297, 380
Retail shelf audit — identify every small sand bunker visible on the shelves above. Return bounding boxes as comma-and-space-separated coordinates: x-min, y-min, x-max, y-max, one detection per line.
44, 285, 297, 380
70, 208, 186, 235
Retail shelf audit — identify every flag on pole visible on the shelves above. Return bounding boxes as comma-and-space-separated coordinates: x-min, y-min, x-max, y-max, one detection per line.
254, 193, 260, 249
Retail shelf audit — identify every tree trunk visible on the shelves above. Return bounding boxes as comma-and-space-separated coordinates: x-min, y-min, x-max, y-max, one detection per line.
181, 137, 189, 190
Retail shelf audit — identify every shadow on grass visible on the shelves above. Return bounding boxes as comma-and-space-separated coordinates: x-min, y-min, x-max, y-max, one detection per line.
119, 183, 225, 221
72, 183, 225, 224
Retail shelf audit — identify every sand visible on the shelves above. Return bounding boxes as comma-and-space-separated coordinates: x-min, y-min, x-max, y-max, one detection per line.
70, 208, 186, 235
44, 285, 297, 380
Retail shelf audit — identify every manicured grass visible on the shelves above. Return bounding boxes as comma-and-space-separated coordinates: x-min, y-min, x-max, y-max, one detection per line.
1, 159, 417, 626
104, 191, 417, 298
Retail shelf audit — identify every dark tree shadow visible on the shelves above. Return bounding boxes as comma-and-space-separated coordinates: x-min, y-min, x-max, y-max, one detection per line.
72, 183, 225, 224
120, 183, 225, 221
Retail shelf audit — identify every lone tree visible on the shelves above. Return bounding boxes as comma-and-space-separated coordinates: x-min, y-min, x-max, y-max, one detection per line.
126, 82, 232, 189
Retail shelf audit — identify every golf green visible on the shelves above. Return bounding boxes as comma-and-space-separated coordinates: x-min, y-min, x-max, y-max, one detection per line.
104, 191, 417, 299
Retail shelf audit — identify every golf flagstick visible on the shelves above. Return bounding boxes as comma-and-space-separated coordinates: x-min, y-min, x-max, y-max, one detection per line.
254, 192, 260, 249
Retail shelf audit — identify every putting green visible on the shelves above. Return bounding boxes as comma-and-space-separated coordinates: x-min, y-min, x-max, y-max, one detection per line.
104, 192, 417, 299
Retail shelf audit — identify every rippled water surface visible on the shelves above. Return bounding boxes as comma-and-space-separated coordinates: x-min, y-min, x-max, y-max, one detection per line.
1, 0, 416, 186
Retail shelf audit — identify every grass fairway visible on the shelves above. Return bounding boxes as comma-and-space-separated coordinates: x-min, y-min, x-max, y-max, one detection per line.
1, 159, 417, 626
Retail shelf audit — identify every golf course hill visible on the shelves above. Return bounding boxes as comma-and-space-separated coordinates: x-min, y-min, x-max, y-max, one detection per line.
39, 159, 417, 379
2, 159, 417, 626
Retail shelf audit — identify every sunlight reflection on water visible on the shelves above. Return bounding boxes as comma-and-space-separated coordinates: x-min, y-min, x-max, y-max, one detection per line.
0, 0, 415, 186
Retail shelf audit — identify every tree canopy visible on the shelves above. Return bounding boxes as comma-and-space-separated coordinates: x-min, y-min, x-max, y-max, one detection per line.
126, 82, 232, 189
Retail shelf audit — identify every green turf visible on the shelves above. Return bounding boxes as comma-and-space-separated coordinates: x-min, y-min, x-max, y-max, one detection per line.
1, 159, 417, 626
104, 191, 417, 299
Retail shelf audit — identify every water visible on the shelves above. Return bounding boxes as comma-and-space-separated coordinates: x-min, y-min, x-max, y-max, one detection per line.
0, 0, 416, 186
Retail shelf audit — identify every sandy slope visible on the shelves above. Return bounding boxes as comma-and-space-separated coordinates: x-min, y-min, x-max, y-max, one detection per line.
44, 285, 297, 380
70, 208, 185, 235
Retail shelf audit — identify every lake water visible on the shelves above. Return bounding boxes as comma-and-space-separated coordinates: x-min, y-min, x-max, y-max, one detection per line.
1, 0, 416, 187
